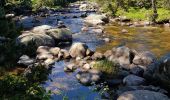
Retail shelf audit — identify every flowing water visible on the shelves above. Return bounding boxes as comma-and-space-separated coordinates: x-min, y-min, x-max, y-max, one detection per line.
18, 2, 170, 99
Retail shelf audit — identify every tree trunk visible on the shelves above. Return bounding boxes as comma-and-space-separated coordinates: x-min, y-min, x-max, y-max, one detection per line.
151, 0, 158, 23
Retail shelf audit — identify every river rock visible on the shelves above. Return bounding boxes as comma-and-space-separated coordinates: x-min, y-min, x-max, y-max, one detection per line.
133, 51, 156, 68
79, 3, 98, 12
69, 42, 89, 58
91, 28, 103, 34
151, 55, 170, 88
92, 52, 104, 60
64, 63, 77, 72
46, 28, 72, 43
84, 14, 109, 26
17, 55, 34, 67
82, 63, 91, 71
81, 26, 89, 31
32, 25, 52, 34
49, 47, 61, 56
130, 66, 144, 76
76, 69, 102, 85
16, 31, 55, 48
36, 52, 54, 60
117, 90, 169, 100
104, 50, 113, 58
103, 38, 110, 43
123, 75, 145, 86
44, 58, 55, 66
60, 49, 70, 59
108, 46, 134, 68
117, 85, 168, 96
37, 46, 50, 54
121, 29, 128, 34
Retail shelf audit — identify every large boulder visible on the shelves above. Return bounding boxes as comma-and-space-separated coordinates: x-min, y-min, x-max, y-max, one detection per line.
84, 14, 109, 25
32, 25, 52, 34
46, 28, 72, 43
108, 46, 134, 68
69, 42, 89, 58
117, 90, 169, 100
133, 51, 156, 68
123, 75, 145, 86
16, 31, 55, 47
151, 54, 170, 89
117, 85, 168, 96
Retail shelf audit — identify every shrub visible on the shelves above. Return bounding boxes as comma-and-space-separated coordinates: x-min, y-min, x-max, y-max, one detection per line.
0, 64, 51, 99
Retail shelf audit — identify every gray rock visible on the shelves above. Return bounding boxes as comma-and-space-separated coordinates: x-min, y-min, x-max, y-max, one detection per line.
16, 31, 55, 47
76, 69, 102, 85
69, 42, 89, 58
108, 46, 134, 68
117, 90, 169, 100
117, 85, 168, 96
32, 25, 52, 34
49, 47, 61, 56
104, 50, 113, 58
82, 63, 91, 71
37, 46, 50, 54
46, 28, 72, 43
84, 14, 108, 25
44, 58, 55, 66
92, 52, 104, 60
17, 55, 34, 67
123, 75, 145, 86
133, 51, 156, 67
130, 66, 144, 76
121, 29, 128, 34
36, 52, 53, 60
64, 63, 77, 72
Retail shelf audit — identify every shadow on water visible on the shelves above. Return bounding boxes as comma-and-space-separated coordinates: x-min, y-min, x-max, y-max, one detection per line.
44, 61, 101, 100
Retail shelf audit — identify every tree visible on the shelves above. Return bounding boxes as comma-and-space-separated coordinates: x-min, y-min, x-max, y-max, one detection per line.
151, 0, 158, 23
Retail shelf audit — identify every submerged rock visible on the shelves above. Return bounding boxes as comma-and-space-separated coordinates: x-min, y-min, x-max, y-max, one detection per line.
117, 90, 169, 100
76, 69, 102, 85
64, 63, 77, 72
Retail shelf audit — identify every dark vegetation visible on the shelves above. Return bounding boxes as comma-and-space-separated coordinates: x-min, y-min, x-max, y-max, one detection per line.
0, 0, 78, 99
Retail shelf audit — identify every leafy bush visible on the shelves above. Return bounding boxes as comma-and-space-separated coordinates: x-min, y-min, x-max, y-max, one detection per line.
0, 64, 51, 99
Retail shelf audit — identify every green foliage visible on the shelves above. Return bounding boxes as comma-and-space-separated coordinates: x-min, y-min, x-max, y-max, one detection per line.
25, 64, 51, 83
92, 0, 170, 22
156, 8, 170, 22
0, 64, 51, 99
93, 59, 119, 77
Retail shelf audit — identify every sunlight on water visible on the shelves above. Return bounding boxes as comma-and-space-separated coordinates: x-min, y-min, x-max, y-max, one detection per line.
97, 23, 170, 58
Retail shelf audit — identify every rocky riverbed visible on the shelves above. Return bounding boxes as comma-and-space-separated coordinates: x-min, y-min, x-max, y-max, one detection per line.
15, 1, 170, 100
